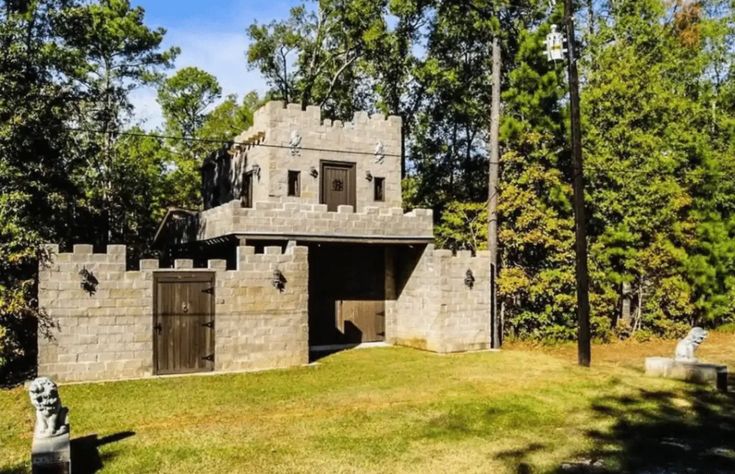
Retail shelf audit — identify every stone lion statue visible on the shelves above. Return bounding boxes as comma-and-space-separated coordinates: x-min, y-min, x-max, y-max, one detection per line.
674, 327, 708, 362
28, 377, 68, 438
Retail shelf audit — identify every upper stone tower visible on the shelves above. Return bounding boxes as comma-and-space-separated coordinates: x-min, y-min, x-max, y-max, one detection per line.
202, 101, 403, 212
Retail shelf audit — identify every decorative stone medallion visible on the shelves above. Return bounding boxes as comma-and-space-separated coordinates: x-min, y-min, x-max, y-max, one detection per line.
289, 130, 302, 156
375, 141, 385, 164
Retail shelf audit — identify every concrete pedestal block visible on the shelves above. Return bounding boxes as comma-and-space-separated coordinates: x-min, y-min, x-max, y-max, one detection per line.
645, 356, 728, 391
31, 432, 71, 474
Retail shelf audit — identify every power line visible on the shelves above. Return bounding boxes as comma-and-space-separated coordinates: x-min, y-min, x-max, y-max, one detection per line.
12, 124, 735, 177
65, 126, 403, 158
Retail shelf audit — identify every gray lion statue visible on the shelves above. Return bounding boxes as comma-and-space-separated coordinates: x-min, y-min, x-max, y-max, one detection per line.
674, 327, 708, 362
28, 377, 69, 438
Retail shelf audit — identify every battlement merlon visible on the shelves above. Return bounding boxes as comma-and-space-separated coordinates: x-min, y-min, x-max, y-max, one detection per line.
200, 200, 432, 243
202, 101, 404, 212
37, 243, 309, 279
230, 102, 402, 154
243, 101, 401, 137
154, 200, 434, 247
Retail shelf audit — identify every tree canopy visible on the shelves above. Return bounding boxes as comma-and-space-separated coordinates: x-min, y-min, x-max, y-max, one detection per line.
248, 0, 735, 341
3, 0, 735, 380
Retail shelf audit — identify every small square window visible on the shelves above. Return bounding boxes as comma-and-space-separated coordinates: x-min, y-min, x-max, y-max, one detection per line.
288, 170, 301, 197
374, 177, 385, 201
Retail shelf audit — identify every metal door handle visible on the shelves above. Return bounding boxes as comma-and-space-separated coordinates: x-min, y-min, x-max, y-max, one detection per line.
154, 323, 162, 334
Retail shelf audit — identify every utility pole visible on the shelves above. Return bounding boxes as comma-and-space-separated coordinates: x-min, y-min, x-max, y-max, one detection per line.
488, 34, 501, 349
563, 0, 591, 367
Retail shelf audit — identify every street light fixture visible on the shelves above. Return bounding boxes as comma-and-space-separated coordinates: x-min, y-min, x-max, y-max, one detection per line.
544, 25, 567, 62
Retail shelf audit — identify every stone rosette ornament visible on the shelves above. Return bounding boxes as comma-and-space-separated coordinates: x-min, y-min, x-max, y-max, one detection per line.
674, 327, 708, 362
28, 377, 69, 439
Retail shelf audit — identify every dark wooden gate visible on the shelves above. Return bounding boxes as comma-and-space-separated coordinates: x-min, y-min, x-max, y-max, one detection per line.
153, 272, 215, 375
337, 300, 385, 342
309, 245, 386, 345
321, 161, 356, 211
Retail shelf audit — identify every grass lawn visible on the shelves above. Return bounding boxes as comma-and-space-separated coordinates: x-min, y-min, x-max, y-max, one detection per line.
2, 334, 735, 473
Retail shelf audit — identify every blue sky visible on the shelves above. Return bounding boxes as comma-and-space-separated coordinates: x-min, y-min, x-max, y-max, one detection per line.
129, 0, 297, 129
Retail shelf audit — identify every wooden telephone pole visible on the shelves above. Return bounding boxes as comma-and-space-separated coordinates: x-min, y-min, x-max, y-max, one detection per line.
489, 35, 501, 349
563, 0, 591, 367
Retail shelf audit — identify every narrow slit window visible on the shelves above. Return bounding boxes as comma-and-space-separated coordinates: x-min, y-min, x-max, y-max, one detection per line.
374, 177, 385, 201
288, 170, 301, 197
241, 171, 253, 208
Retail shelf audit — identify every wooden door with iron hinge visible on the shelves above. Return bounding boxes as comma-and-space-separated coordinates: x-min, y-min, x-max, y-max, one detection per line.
153, 272, 215, 375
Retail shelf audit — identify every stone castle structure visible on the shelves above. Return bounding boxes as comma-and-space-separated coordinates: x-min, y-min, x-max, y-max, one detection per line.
38, 101, 493, 382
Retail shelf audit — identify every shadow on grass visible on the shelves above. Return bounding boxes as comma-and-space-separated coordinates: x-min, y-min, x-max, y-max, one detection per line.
496, 443, 547, 474
553, 387, 735, 473
71, 431, 135, 474
309, 345, 360, 363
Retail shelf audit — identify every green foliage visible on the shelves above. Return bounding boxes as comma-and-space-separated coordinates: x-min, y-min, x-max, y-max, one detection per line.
198, 92, 260, 146
246, 0, 388, 119
109, 129, 171, 253
3, 0, 735, 369
0, 192, 42, 372
0, 0, 177, 377
155, 67, 222, 209
583, 0, 735, 336
243, 0, 735, 342
0, 0, 87, 378
153, 82, 260, 210
435, 202, 488, 252
497, 131, 578, 342
58, 0, 178, 248
157, 66, 222, 137
493, 9, 581, 342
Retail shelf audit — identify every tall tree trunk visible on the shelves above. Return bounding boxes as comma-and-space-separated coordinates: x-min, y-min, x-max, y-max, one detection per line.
489, 35, 501, 349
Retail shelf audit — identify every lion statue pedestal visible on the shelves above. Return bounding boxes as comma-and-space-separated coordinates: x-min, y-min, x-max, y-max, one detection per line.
645, 327, 728, 391
28, 377, 71, 473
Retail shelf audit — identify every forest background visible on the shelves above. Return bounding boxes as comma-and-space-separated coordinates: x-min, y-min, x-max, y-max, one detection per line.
2, 0, 734, 378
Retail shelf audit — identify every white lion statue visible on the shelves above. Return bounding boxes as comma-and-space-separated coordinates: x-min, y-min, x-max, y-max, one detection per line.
28, 377, 68, 438
674, 327, 708, 362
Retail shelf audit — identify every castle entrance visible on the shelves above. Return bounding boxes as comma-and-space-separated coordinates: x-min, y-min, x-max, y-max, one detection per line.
308, 243, 386, 347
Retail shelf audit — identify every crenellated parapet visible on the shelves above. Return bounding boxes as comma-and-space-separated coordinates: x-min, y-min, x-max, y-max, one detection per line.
40, 243, 308, 274
234, 101, 401, 147
188, 199, 433, 244
388, 245, 491, 354
38, 243, 309, 382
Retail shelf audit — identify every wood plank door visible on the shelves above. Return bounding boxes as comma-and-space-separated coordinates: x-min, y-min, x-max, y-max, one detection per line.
154, 273, 215, 375
321, 161, 356, 211
337, 300, 385, 343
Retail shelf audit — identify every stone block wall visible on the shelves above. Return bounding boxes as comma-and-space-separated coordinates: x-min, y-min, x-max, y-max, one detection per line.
215, 244, 308, 372
388, 245, 490, 353
232, 101, 402, 211
195, 199, 433, 242
38, 239, 490, 382
38, 243, 308, 383
38, 244, 151, 382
